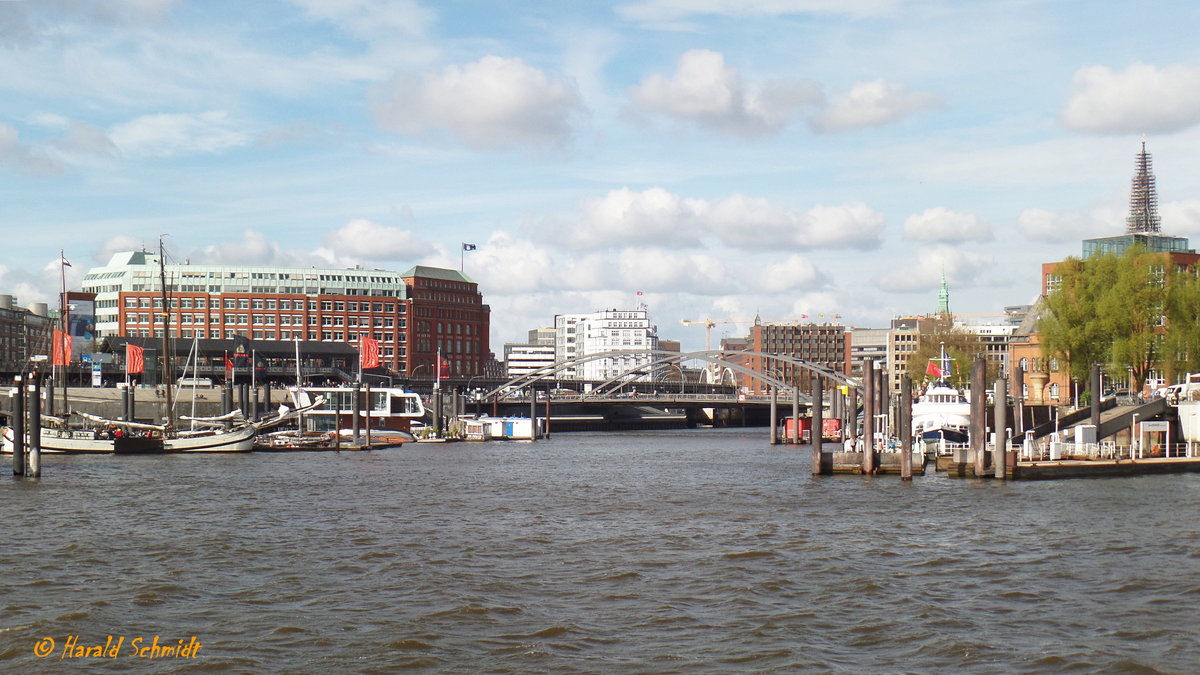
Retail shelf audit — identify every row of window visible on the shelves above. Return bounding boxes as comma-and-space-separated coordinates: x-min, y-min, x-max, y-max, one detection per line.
123, 296, 407, 313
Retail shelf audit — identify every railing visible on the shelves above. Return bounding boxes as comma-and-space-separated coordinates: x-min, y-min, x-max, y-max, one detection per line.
1018, 440, 1199, 461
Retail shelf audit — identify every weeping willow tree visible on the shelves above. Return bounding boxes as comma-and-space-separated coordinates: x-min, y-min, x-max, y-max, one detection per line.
1041, 244, 1186, 391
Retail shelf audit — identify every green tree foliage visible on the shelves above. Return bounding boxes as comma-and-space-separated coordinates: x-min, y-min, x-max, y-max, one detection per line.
904, 313, 997, 388
1041, 244, 1183, 391
1163, 270, 1200, 380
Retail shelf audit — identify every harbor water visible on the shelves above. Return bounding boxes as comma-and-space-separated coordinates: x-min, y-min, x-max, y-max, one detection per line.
2, 428, 1198, 673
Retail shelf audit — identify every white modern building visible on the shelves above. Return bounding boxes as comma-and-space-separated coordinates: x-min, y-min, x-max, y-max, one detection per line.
555, 307, 659, 381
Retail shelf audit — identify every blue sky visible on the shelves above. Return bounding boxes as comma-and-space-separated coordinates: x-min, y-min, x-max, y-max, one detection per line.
4, 0, 1200, 352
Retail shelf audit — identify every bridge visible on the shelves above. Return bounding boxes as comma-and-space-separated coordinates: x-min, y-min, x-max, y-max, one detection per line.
420, 349, 859, 433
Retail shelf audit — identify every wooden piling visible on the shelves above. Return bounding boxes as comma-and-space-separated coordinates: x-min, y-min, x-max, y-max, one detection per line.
812, 376, 824, 475
12, 375, 24, 476
29, 371, 41, 478
364, 383, 372, 448
993, 377, 1008, 480
1090, 363, 1101, 429
971, 356, 987, 478
351, 382, 361, 444
529, 384, 537, 440
769, 386, 778, 445
900, 373, 912, 480
791, 387, 800, 445
863, 358, 875, 474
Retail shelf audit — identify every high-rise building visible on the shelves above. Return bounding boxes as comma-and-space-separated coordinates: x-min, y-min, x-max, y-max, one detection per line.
554, 307, 659, 381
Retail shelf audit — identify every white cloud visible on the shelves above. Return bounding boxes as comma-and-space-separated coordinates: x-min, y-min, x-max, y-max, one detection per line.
1061, 63, 1200, 135
553, 187, 885, 251
616, 247, 732, 294
809, 79, 941, 133
190, 230, 330, 267
0, 123, 64, 175
94, 235, 146, 265
755, 254, 820, 293
560, 187, 706, 249
372, 56, 584, 151
1015, 207, 1120, 243
108, 111, 250, 158
628, 50, 820, 136
289, 0, 433, 42
903, 207, 992, 243
323, 219, 434, 261
873, 245, 991, 294
616, 0, 900, 26
1159, 200, 1200, 235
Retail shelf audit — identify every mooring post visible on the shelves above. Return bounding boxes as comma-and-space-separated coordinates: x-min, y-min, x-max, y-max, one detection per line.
791, 387, 800, 445
863, 358, 875, 474
222, 382, 232, 415
544, 386, 551, 439
364, 383, 371, 449
1090, 363, 1102, 430
971, 356, 987, 477
529, 384, 537, 441
994, 377, 1008, 480
128, 385, 137, 426
29, 371, 41, 478
263, 381, 272, 419
900, 373, 913, 480
769, 386, 778, 445
237, 383, 247, 420
1012, 365, 1024, 435
812, 376, 824, 475
351, 382, 361, 446
12, 375, 24, 476
876, 367, 888, 436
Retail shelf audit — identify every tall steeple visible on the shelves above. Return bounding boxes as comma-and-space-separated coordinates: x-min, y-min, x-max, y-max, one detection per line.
937, 268, 950, 315
1126, 140, 1162, 234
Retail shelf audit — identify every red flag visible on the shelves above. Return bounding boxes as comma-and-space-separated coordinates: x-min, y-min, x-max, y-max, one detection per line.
436, 350, 449, 379
926, 360, 944, 378
224, 351, 234, 372
52, 329, 72, 366
360, 336, 380, 369
126, 343, 144, 374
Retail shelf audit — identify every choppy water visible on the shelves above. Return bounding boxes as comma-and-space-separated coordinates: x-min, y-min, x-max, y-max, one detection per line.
2, 428, 1199, 673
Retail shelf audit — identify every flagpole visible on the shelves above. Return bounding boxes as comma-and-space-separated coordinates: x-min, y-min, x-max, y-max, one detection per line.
460, 244, 464, 272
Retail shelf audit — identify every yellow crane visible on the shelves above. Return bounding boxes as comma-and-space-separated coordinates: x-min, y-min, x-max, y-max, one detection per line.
679, 318, 757, 352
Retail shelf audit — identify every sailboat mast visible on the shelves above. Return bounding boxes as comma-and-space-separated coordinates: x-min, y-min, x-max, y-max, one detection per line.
158, 238, 175, 430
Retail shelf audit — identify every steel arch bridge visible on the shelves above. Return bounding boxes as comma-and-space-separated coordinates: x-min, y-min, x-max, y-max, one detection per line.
483, 349, 856, 402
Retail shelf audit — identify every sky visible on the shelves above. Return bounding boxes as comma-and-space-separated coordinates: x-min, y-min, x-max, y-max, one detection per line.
5, 0, 1200, 353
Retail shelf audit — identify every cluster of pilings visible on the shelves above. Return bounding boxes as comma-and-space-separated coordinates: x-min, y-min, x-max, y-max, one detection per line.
11, 371, 44, 478
784, 355, 1028, 480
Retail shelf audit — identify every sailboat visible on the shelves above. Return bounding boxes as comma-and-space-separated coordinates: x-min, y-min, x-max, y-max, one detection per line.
0, 240, 260, 454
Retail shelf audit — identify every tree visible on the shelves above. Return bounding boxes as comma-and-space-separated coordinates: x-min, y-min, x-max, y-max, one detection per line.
1163, 270, 1200, 381
904, 313, 996, 388
1041, 244, 1170, 392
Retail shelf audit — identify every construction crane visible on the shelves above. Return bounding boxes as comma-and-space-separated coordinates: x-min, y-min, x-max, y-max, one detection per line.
680, 318, 756, 352
681, 315, 840, 351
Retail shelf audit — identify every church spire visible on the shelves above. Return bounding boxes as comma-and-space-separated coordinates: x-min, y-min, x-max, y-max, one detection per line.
1127, 139, 1162, 234
937, 268, 950, 315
